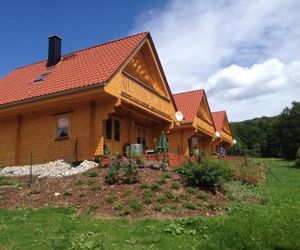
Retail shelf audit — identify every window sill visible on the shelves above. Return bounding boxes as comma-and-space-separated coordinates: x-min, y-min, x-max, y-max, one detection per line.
55, 136, 70, 142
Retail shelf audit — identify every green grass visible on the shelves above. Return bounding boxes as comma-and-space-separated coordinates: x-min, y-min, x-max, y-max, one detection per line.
0, 159, 299, 249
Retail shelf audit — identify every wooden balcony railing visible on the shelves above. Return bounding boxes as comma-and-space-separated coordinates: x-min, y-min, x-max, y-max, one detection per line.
121, 72, 172, 118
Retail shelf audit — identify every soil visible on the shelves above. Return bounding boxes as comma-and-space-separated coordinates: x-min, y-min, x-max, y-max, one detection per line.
0, 167, 227, 219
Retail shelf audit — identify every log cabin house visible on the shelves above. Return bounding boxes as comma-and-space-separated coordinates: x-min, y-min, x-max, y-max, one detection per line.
168, 90, 217, 156
211, 111, 234, 152
0, 32, 234, 167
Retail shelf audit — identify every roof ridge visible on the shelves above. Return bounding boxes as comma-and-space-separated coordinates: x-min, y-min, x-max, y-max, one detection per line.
15, 31, 149, 71
173, 89, 204, 96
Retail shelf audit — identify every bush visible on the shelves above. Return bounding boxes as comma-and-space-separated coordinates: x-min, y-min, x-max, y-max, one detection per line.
143, 190, 153, 204
105, 156, 139, 185
171, 181, 181, 190
105, 194, 117, 203
295, 158, 300, 168
176, 159, 233, 189
128, 198, 143, 212
83, 171, 99, 178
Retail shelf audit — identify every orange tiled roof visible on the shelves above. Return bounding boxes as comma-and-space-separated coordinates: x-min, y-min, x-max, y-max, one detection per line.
0, 32, 149, 106
173, 89, 204, 123
212, 111, 226, 131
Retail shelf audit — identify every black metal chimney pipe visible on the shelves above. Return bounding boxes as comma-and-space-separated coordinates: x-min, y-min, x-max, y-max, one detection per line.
47, 35, 62, 67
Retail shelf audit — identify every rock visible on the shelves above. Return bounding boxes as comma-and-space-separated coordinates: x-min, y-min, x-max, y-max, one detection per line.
54, 192, 61, 197
0, 160, 99, 178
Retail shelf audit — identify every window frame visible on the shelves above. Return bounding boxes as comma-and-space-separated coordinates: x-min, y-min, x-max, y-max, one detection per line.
105, 117, 121, 142
136, 126, 146, 146
55, 113, 71, 141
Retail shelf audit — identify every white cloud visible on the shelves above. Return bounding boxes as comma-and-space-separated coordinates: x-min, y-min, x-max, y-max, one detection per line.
131, 0, 300, 121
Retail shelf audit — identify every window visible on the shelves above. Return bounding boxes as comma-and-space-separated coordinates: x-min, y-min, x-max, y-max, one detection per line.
105, 118, 121, 141
56, 114, 70, 139
105, 118, 112, 140
114, 120, 120, 141
136, 127, 146, 145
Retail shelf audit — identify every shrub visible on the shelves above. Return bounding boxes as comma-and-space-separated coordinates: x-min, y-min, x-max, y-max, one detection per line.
121, 158, 139, 184
295, 158, 300, 168
105, 160, 121, 185
150, 183, 161, 192
84, 171, 99, 178
143, 190, 153, 204
296, 148, 300, 158
140, 183, 151, 189
113, 203, 124, 211
63, 190, 72, 196
183, 202, 197, 210
105, 194, 117, 204
28, 188, 40, 195
105, 156, 140, 185
74, 179, 84, 186
0, 177, 22, 188
165, 191, 175, 200
197, 193, 208, 201
128, 198, 143, 212
157, 194, 166, 203
91, 183, 102, 191
186, 187, 196, 194
153, 203, 163, 212
123, 190, 132, 197
171, 181, 181, 190
176, 159, 233, 189
78, 192, 86, 198
162, 172, 171, 179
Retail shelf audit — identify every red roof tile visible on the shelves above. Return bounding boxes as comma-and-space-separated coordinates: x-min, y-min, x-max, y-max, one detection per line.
0, 32, 149, 106
212, 111, 226, 132
173, 89, 204, 123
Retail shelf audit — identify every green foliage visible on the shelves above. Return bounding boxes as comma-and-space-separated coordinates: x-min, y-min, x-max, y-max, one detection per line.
183, 202, 197, 210
27, 188, 40, 195
165, 191, 175, 200
229, 101, 300, 159
177, 159, 233, 189
295, 158, 300, 168
0, 177, 22, 188
224, 182, 260, 203
0, 160, 300, 250
197, 193, 208, 201
143, 190, 153, 204
296, 148, 300, 158
105, 194, 117, 204
170, 181, 181, 190
157, 194, 166, 203
123, 190, 132, 197
78, 192, 86, 198
63, 190, 72, 196
74, 179, 84, 186
91, 183, 102, 191
105, 156, 139, 185
83, 171, 99, 178
128, 198, 143, 212
150, 183, 161, 192
113, 203, 124, 211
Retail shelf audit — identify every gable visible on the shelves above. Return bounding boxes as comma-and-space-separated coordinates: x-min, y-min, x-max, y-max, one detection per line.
222, 114, 231, 135
196, 95, 214, 125
123, 41, 168, 98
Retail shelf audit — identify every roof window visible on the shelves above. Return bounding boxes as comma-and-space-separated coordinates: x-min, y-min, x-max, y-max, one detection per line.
33, 72, 51, 83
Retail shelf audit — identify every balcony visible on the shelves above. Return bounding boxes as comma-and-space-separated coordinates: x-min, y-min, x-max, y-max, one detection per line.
120, 72, 172, 120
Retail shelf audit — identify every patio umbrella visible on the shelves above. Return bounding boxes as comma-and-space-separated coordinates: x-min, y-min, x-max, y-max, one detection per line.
157, 131, 168, 153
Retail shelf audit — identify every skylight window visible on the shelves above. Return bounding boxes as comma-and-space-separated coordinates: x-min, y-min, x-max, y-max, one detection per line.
33, 72, 51, 83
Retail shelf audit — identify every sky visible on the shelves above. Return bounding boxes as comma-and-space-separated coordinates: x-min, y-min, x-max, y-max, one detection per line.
1, 0, 300, 121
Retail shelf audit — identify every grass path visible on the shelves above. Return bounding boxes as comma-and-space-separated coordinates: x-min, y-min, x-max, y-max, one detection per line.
0, 159, 300, 249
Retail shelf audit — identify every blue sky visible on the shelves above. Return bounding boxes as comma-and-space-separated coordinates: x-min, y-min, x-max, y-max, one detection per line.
1, 0, 300, 121
0, 0, 165, 77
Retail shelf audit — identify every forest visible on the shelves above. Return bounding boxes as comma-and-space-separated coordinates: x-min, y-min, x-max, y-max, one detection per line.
228, 101, 300, 159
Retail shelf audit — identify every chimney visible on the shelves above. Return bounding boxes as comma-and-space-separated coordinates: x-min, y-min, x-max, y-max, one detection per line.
47, 35, 62, 67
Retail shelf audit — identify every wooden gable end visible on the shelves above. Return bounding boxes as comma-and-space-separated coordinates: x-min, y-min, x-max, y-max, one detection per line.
105, 38, 176, 122
220, 114, 233, 143
193, 94, 215, 137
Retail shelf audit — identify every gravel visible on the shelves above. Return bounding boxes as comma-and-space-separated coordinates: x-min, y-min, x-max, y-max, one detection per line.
0, 160, 99, 178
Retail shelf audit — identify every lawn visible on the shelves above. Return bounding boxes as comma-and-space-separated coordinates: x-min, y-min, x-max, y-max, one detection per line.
0, 159, 299, 249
